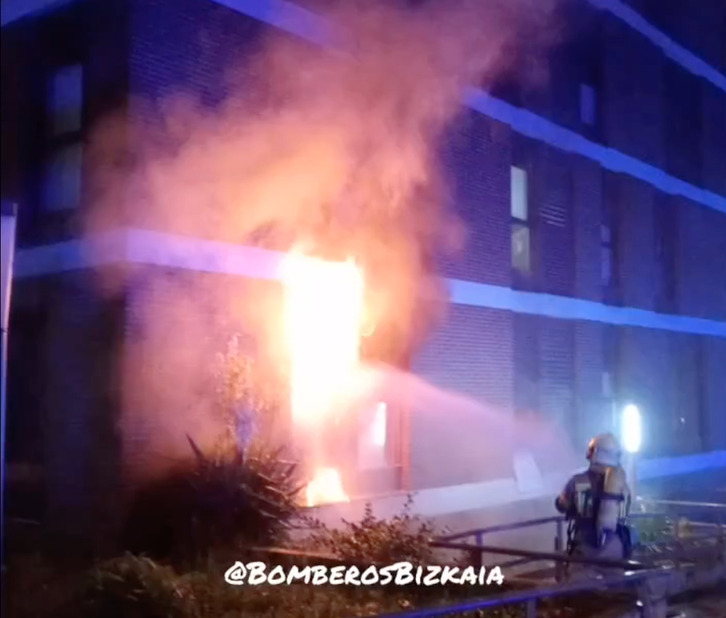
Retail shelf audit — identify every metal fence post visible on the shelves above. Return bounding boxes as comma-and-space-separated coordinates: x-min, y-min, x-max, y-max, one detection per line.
471, 532, 483, 569
554, 519, 564, 582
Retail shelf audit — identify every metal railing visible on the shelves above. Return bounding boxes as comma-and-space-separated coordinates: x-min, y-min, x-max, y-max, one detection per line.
370, 567, 672, 618
366, 498, 726, 618
437, 498, 726, 573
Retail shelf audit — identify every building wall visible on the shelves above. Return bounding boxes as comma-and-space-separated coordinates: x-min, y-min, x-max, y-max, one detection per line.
623, 0, 726, 74
85, 0, 726, 473
0, 0, 129, 247
701, 82, 726, 196
439, 113, 513, 288
128, 0, 264, 104
2, 0, 725, 534
571, 158, 603, 303
601, 11, 666, 170
677, 203, 726, 322
702, 337, 726, 452
120, 266, 271, 477
6, 270, 124, 548
411, 305, 514, 489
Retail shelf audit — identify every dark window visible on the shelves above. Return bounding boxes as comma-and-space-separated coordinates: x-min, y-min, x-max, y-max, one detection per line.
654, 196, 678, 313
601, 174, 621, 305
575, 15, 603, 141
663, 63, 702, 186
579, 83, 597, 126
694, 337, 707, 451
43, 64, 84, 211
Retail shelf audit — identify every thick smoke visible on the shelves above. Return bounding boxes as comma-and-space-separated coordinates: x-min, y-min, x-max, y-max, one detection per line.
86, 0, 562, 478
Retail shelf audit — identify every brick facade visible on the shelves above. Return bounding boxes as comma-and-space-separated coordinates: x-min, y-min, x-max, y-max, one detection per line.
2, 0, 725, 533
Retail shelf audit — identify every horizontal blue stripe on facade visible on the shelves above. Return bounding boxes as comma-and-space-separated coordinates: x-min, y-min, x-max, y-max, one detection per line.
3, 0, 725, 216
4, 0, 724, 96
211, 0, 726, 215
465, 90, 726, 215
585, 0, 726, 93
638, 450, 726, 480
14, 228, 726, 339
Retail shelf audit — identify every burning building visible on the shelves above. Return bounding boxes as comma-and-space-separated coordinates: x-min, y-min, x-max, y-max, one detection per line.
1, 0, 725, 548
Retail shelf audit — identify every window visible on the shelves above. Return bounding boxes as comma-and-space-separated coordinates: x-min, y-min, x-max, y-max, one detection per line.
511, 166, 531, 275
654, 197, 677, 312
664, 63, 702, 185
43, 64, 84, 211
43, 143, 83, 211
600, 222, 613, 287
601, 174, 620, 304
579, 83, 596, 126
358, 402, 388, 470
48, 64, 83, 136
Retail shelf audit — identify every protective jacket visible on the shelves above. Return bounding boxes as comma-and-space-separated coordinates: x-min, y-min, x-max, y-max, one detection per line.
555, 462, 632, 557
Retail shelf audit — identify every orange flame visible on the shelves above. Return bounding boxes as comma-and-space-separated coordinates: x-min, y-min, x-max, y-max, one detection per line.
282, 252, 365, 506
305, 467, 349, 507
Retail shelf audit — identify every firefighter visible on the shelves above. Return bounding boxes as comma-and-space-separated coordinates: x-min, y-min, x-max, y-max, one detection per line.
555, 432, 633, 579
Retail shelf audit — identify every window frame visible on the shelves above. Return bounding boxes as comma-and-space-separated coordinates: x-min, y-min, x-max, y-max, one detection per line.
510, 163, 536, 286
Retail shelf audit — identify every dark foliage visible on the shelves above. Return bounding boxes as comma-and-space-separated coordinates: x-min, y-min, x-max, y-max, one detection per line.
121, 438, 304, 568
302, 495, 440, 566
70, 555, 190, 618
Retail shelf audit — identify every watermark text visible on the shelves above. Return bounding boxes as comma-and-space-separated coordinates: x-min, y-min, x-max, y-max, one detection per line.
224, 562, 505, 587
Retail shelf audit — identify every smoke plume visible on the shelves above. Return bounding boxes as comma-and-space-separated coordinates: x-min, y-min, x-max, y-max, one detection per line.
86, 0, 561, 476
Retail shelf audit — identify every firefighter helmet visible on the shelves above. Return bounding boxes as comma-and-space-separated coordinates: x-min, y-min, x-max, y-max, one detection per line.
586, 432, 621, 467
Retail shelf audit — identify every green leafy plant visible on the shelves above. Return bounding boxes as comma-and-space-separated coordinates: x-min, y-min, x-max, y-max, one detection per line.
212, 334, 285, 456
121, 335, 303, 567
301, 495, 440, 566
122, 439, 304, 568
70, 554, 193, 618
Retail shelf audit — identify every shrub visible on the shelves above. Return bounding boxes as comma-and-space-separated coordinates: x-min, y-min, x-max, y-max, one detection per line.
212, 334, 285, 456
59, 554, 434, 618
122, 336, 303, 567
301, 495, 440, 566
68, 554, 193, 618
122, 439, 304, 568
